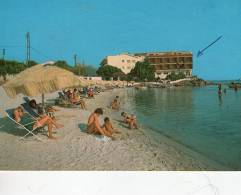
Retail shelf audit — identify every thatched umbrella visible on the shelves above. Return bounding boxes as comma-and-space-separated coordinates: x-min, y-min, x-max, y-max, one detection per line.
3, 62, 81, 111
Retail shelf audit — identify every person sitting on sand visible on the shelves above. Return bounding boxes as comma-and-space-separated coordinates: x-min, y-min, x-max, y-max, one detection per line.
13, 106, 63, 140
102, 117, 120, 135
87, 108, 114, 139
70, 88, 87, 109
121, 112, 138, 129
87, 88, 94, 98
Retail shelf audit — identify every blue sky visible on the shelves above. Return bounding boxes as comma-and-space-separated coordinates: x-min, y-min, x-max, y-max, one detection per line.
0, 0, 240, 80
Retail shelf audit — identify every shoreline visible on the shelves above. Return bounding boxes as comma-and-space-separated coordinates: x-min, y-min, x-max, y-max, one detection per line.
0, 87, 228, 170
96, 88, 229, 171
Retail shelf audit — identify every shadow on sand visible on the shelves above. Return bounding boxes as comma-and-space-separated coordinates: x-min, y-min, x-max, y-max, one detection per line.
0, 116, 29, 137
78, 123, 88, 133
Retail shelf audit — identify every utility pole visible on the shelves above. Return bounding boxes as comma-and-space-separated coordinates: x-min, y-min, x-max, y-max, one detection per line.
74, 54, 77, 67
2, 49, 5, 60
26, 32, 30, 66
82, 60, 85, 76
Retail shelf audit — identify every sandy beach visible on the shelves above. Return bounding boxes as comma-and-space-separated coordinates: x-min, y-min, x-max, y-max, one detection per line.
0, 86, 221, 170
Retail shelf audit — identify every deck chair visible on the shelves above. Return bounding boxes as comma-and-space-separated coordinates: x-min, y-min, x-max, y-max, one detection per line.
21, 102, 39, 118
5, 108, 44, 141
58, 92, 68, 100
57, 92, 83, 108
23, 96, 31, 103
23, 97, 55, 118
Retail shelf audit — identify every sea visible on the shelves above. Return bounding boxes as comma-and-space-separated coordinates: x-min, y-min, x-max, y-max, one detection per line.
117, 85, 241, 170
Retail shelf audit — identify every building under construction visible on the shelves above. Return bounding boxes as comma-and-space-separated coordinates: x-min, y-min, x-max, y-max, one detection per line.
135, 51, 193, 79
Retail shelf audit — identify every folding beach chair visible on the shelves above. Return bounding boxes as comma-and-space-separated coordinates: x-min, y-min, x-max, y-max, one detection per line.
21, 102, 39, 118
23, 96, 31, 103
23, 97, 55, 118
5, 108, 44, 141
58, 92, 68, 100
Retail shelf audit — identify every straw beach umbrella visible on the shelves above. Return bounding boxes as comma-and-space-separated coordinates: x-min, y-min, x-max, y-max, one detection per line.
3, 62, 81, 111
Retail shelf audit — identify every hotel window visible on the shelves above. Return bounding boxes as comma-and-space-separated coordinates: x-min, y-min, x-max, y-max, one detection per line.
132, 60, 135, 63
122, 66, 125, 69
122, 60, 125, 62
127, 60, 130, 63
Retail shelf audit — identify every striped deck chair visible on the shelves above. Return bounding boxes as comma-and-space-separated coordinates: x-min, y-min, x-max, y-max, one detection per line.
5, 108, 44, 141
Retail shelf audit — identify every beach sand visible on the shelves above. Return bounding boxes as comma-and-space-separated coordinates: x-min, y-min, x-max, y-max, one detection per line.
0, 86, 218, 170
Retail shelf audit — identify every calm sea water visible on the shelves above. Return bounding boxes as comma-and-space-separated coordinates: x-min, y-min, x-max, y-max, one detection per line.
120, 86, 241, 170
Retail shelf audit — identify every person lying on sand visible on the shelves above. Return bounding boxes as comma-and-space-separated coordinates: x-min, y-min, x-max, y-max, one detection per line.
121, 112, 138, 129
13, 106, 63, 140
102, 117, 121, 135
87, 108, 115, 140
70, 88, 87, 109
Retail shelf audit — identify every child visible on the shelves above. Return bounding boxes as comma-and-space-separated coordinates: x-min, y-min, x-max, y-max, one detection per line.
103, 117, 120, 136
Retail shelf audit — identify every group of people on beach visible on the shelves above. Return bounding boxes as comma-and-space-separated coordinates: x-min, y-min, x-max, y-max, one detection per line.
12, 89, 138, 141
63, 88, 87, 109
86, 95, 138, 140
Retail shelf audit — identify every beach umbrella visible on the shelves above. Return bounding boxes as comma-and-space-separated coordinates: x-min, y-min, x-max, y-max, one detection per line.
3, 62, 81, 111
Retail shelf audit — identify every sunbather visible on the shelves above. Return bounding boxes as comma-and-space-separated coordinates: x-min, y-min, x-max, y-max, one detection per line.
13, 106, 63, 140
87, 108, 114, 139
70, 88, 87, 109
121, 112, 138, 129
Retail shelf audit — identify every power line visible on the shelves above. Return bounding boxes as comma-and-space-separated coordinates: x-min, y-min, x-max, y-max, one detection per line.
30, 46, 51, 60
0, 45, 24, 48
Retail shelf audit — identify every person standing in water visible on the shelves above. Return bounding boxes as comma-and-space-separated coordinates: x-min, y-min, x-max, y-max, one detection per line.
218, 83, 222, 95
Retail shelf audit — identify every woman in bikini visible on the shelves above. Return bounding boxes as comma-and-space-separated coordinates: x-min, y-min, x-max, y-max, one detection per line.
13, 106, 63, 140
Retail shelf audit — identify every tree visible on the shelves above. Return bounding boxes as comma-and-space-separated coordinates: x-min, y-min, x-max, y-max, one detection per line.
53, 60, 73, 72
84, 65, 97, 76
166, 72, 186, 81
0, 59, 27, 80
128, 59, 155, 81
96, 65, 124, 80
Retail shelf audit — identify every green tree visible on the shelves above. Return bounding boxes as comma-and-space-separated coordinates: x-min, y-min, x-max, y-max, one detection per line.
72, 64, 86, 76
0, 60, 27, 80
53, 60, 74, 72
84, 65, 97, 76
166, 72, 186, 81
128, 59, 155, 81
96, 65, 124, 80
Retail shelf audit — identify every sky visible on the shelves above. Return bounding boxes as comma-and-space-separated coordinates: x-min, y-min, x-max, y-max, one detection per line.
0, 0, 240, 80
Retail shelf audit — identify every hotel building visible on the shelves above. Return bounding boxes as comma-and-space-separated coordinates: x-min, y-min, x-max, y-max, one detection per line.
100, 53, 145, 74
135, 51, 193, 79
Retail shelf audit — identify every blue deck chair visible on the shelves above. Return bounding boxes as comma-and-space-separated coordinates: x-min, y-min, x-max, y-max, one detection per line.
58, 92, 68, 100
23, 97, 55, 118
5, 108, 44, 141
21, 102, 39, 118
23, 96, 31, 103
